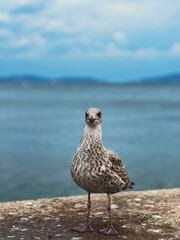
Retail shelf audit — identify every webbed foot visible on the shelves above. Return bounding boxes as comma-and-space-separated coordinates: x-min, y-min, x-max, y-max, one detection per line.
71, 224, 94, 233
99, 226, 118, 235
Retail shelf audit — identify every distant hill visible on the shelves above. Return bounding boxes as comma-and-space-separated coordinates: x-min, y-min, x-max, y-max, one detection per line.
56, 77, 101, 84
139, 73, 180, 84
0, 73, 180, 84
0, 75, 101, 84
0, 75, 47, 83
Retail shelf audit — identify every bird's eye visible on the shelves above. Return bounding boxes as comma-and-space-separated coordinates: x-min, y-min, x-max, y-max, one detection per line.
85, 112, 88, 118
97, 112, 101, 117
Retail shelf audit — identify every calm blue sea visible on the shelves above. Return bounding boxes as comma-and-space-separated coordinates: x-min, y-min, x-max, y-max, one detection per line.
0, 83, 180, 202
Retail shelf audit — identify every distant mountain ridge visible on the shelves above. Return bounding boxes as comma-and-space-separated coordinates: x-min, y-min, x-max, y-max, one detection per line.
139, 73, 180, 84
0, 75, 100, 84
0, 73, 180, 84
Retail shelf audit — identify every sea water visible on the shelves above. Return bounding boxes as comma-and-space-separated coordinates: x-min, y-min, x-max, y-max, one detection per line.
0, 83, 179, 202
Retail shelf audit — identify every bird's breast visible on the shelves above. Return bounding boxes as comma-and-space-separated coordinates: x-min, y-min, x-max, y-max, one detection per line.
71, 149, 110, 191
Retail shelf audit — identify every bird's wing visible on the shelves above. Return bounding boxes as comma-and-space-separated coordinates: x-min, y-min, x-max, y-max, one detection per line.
107, 150, 134, 190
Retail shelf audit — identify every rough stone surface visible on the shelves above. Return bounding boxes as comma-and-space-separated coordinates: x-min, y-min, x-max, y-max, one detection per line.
0, 189, 180, 240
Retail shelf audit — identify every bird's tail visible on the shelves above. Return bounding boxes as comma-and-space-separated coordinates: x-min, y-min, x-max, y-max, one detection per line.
129, 181, 135, 189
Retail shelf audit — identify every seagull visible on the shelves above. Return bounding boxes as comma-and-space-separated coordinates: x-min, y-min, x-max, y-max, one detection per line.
71, 108, 134, 235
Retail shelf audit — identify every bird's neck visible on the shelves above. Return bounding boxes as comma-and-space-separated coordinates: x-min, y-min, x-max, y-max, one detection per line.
79, 124, 103, 151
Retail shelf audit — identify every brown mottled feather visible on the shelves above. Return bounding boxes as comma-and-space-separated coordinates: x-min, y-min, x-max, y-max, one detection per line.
108, 151, 133, 190
71, 108, 134, 195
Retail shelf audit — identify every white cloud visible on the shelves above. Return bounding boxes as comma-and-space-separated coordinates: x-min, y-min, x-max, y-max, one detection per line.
170, 43, 180, 56
0, 0, 42, 11
113, 32, 126, 41
104, 44, 160, 59
9, 38, 30, 48
0, 0, 180, 60
105, 43, 180, 59
2, 35, 46, 49
134, 48, 160, 58
113, 31, 127, 45
105, 43, 121, 56
3, 0, 179, 35
0, 13, 10, 23
55, 35, 90, 46
63, 42, 180, 60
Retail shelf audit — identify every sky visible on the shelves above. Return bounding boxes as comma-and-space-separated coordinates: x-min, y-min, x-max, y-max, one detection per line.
0, 0, 180, 82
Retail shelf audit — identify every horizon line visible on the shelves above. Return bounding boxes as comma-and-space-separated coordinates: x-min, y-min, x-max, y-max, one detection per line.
0, 71, 180, 84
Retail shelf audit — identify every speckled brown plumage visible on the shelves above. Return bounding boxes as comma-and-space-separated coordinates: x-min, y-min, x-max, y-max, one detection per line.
70, 108, 134, 235
71, 109, 133, 195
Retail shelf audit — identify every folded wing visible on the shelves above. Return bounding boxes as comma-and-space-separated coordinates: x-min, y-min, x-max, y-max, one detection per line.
108, 150, 134, 190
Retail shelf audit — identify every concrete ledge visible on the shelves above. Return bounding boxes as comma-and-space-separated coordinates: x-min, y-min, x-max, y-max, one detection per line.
0, 189, 180, 240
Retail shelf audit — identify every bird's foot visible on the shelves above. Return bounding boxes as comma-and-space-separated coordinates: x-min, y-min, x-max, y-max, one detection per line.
71, 224, 94, 233
99, 225, 118, 235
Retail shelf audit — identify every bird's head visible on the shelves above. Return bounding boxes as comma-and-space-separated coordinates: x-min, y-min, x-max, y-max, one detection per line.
85, 108, 102, 127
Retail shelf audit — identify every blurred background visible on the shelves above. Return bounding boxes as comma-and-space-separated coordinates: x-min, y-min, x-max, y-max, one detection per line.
0, 0, 180, 202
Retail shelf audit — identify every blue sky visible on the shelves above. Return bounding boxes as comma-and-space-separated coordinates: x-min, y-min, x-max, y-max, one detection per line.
0, 0, 180, 82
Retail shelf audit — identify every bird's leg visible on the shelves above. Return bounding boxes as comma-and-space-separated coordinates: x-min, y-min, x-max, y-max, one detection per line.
99, 194, 118, 235
71, 192, 94, 233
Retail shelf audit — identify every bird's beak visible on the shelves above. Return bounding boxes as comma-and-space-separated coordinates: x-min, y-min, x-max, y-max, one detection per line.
89, 117, 96, 124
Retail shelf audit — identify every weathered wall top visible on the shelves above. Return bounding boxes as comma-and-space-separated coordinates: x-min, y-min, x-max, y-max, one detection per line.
0, 188, 180, 240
